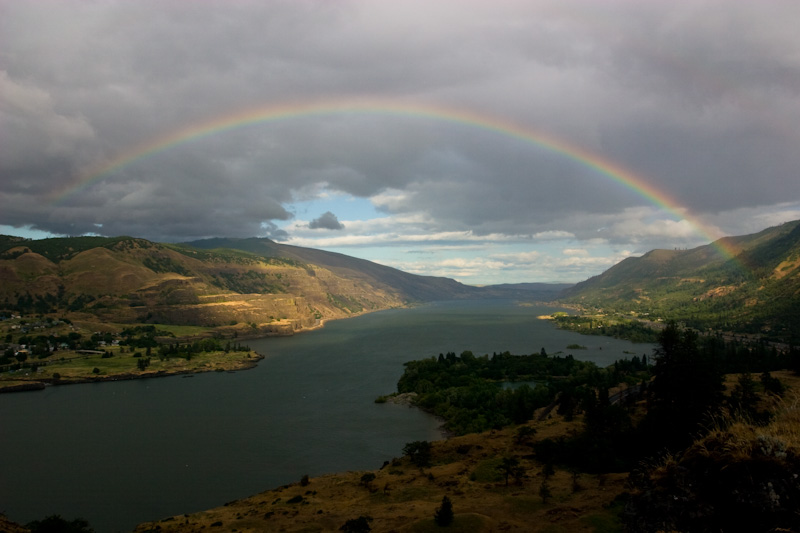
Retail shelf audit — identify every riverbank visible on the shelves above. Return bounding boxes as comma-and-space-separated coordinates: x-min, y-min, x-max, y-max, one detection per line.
0, 350, 264, 393
0, 304, 401, 395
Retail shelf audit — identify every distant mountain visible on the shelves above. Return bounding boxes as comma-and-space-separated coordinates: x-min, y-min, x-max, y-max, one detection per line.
0, 234, 553, 335
559, 219, 800, 341
488, 282, 573, 295
185, 238, 569, 302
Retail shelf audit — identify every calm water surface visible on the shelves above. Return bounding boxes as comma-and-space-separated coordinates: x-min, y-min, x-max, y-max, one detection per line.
0, 300, 654, 532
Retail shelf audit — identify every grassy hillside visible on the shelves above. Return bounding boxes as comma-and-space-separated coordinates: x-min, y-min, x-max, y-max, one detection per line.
0, 236, 450, 333
559, 220, 800, 341
185, 237, 487, 302
132, 368, 800, 533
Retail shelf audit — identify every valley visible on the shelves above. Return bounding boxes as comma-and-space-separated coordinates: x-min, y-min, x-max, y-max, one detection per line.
2, 220, 800, 532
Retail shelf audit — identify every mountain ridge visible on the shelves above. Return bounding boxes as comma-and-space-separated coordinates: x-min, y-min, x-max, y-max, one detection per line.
559, 219, 800, 341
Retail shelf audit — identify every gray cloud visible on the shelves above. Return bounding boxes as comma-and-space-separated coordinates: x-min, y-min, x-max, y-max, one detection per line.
309, 211, 345, 231
0, 0, 798, 273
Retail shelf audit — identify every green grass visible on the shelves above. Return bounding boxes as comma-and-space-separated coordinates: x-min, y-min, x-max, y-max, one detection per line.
149, 324, 214, 337
504, 495, 544, 514
469, 457, 504, 483
580, 499, 625, 533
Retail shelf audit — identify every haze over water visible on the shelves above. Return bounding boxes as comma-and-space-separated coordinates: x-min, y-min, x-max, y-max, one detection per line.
0, 300, 654, 532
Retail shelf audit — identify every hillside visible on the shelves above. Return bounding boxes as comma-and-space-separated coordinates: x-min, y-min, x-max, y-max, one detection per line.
131, 368, 800, 533
559, 219, 800, 341
0, 236, 427, 334
184, 237, 485, 302
0, 235, 562, 336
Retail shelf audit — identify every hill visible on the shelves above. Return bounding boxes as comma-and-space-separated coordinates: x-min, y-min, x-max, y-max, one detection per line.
131, 368, 800, 533
559, 219, 800, 341
0, 235, 435, 335
0, 235, 563, 337
184, 237, 484, 302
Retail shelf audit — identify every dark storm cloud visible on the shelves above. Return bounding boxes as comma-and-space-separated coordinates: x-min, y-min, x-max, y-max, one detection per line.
0, 0, 798, 249
309, 212, 345, 231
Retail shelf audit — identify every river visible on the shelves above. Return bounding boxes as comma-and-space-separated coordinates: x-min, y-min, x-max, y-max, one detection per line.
0, 300, 654, 532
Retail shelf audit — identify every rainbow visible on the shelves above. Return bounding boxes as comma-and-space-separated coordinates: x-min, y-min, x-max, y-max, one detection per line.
51, 99, 739, 261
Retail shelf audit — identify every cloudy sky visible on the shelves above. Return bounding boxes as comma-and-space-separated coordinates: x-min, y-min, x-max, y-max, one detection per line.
2, 1, 799, 284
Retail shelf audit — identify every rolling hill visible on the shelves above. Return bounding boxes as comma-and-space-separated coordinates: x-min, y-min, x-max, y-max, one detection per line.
559, 219, 800, 341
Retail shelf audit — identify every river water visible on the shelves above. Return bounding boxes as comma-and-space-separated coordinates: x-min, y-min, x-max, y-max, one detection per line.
0, 300, 654, 532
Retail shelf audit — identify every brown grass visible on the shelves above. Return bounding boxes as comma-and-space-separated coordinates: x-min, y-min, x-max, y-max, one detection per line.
134, 416, 628, 533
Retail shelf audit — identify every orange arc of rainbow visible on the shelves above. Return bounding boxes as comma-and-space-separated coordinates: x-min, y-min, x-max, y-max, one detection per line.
51, 99, 737, 261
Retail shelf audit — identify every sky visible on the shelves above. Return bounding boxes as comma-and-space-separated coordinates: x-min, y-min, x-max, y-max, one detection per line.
1, 0, 799, 285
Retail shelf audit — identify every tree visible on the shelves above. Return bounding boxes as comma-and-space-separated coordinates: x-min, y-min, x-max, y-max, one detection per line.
498, 456, 521, 487
643, 321, 724, 450
403, 440, 432, 467
730, 372, 759, 417
514, 425, 537, 445
539, 480, 552, 503
761, 371, 785, 396
26, 515, 94, 533
340, 516, 372, 533
434, 495, 454, 526
360, 472, 376, 490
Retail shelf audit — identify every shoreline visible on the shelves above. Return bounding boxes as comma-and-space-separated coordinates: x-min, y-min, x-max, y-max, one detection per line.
0, 306, 400, 395
0, 351, 265, 393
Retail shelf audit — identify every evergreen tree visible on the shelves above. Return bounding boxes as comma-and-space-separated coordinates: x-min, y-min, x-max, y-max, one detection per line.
643, 321, 724, 450
434, 495, 454, 526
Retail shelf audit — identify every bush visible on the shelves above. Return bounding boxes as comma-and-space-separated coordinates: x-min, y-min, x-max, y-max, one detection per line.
340, 516, 372, 532
26, 514, 94, 533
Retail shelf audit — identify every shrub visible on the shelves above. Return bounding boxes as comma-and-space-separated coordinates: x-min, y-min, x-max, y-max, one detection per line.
340, 516, 372, 532
26, 514, 94, 533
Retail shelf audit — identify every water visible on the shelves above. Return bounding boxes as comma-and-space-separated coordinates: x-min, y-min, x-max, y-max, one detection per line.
0, 300, 654, 532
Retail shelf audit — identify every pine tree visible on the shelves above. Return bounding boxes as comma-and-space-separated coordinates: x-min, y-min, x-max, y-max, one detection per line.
434, 495, 454, 526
